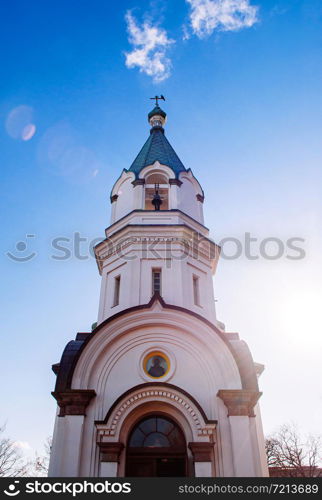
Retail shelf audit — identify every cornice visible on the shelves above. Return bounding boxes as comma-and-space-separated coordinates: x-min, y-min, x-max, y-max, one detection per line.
52, 389, 96, 417
217, 389, 262, 417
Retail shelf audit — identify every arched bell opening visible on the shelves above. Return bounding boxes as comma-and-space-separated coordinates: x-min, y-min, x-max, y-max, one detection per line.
125, 414, 187, 477
144, 172, 169, 210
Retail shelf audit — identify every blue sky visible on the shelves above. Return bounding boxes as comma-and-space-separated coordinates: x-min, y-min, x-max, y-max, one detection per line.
1, 0, 322, 458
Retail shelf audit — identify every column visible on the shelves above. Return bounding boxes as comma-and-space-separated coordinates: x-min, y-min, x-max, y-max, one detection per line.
196, 194, 204, 224
98, 442, 124, 477
48, 413, 66, 477
217, 389, 261, 477
63, 415, 85, 476
169, 178, 182, 209
110, 194, 118, 223
132, 179, 145, 209
51, 389, 96, 477
189, 442, 214, 477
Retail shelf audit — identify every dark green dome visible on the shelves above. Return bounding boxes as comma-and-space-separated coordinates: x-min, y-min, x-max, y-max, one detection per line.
128, 126, 186, 178
148, 105, 167, 120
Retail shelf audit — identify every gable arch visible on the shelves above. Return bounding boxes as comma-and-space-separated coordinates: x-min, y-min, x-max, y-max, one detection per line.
54, 297, 258, 408
139, 163, 175, 181
70, 311, 245, 418
95, 382, 217, 443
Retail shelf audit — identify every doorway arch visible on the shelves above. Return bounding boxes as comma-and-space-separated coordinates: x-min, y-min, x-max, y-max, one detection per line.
125, 415, 187, 477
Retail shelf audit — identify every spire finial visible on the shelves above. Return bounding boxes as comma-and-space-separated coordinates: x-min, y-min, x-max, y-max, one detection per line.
148, 97, 167, 129
150, 95, 165, 107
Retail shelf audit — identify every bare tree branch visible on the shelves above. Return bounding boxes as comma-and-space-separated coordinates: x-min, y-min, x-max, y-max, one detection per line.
266, 423, 322, 477
0, 425, 30, 477
33, 436, 52, 477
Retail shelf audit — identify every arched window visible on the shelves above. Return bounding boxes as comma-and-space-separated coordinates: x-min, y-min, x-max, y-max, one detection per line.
126, 415, 187, 477
128, 416, 185, 449
144, 173, 169, 210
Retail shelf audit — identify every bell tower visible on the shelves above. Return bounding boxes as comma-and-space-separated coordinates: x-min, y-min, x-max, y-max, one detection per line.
95, 103, 217, 327
49, 103, 268, 477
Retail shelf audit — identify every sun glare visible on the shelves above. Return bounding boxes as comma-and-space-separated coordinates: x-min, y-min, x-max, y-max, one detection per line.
279, 289, 322, 343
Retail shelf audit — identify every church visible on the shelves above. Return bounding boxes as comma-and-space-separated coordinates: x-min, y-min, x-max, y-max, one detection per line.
48, 100, 268, 477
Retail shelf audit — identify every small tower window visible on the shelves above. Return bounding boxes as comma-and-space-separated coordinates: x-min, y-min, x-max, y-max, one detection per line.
152, 268, 161, 294
113, 275, 121, 307
193, 275, 200, 306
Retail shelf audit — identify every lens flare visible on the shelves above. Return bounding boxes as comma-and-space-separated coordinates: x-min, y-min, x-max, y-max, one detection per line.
5, 105, 36, 141
37, 121, 103, 183
22, 123, 36, 141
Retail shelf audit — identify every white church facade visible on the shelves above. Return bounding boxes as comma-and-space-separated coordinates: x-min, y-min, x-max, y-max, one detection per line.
48, 103, 268, 477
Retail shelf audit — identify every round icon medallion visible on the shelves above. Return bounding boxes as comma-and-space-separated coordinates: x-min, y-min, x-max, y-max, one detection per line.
143, 351, 170, 379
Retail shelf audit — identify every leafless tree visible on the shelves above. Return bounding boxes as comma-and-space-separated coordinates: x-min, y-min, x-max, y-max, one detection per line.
34, 437, 52, 476
0, 425, 30, 477
266, 423, 322, 477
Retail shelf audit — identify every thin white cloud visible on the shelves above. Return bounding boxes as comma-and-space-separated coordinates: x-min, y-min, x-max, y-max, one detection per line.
124, 12, 175, 83
13, 441, 32, 450
186, 0, 258, 38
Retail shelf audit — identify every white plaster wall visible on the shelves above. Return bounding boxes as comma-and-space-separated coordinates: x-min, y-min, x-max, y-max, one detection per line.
250, 404, 269, 477
100, 462, 118, 477
97, 261, 128, 323
178, 174, 203, 223
110, 164, 204, 225
229, 416, 255, 477
183, 261, 216, 321
48, 413, 66, 477
195, 462, 213, 477
106, 211, 208, 238
49, 415, 84, 477
112, 176, 135, 223
97, 223, 217, 325
96, 336, 214, 417
216, 398, 235, 477
98, 254, 216, 325
72, 306, 244, 476
75, 317, 241, 415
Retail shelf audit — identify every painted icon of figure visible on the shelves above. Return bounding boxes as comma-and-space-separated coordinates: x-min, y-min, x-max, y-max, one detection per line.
148, 357, 166, 377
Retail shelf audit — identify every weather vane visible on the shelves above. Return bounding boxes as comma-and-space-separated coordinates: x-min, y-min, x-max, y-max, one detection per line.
150, 95, 165, 107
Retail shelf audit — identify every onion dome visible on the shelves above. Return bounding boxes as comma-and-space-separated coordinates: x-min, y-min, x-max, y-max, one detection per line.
128, 105, 186, 178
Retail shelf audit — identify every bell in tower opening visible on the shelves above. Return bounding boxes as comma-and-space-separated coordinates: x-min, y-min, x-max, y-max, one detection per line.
48, 101, 268, 478
151, 184, 163, 211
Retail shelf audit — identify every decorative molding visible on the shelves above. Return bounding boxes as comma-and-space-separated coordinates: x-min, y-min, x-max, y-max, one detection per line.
110, 194, 118, 203
217, 390, 262, 417
97, 442, 124, 463
52, 363, 60, 375
95, 384, 217, 441
196, 194, 205, 203
98, 389, 201, 435
139, 163, 175, 181
95, 227, 219, 270
99, 209, 209, 240
254, 363, 265, 377
132, 179, 145, 187
52, 389, 96, 417
169, 178, 183, 186
188, 442, 214, 462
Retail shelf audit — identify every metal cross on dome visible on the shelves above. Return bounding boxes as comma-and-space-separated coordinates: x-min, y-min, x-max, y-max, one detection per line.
150, 95, 165, 106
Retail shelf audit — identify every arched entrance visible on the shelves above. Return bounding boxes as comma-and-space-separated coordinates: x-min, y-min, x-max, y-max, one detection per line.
125, 415, 187, 477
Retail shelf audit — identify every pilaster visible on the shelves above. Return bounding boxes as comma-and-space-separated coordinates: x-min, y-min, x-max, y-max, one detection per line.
98, 442, 124, 477
52, 389, 96, 416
